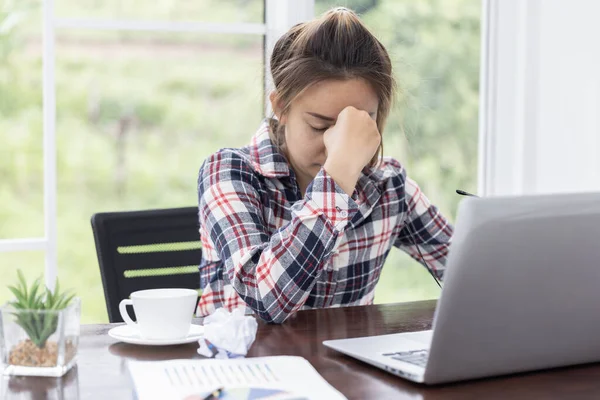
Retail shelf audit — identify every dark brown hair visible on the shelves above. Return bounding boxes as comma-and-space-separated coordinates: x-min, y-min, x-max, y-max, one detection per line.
269, 7, 395, 167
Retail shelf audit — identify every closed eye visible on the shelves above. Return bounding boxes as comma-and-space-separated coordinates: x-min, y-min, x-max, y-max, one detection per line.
310, 126, 329, 133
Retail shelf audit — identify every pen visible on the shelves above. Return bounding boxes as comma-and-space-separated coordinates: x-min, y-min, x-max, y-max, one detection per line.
201, 387, 224, 400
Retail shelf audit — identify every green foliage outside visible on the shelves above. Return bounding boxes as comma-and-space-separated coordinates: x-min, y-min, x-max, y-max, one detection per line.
1, 0, 480, 323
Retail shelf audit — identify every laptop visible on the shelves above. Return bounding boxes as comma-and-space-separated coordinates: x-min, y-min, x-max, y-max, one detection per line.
323, 192, 600, 384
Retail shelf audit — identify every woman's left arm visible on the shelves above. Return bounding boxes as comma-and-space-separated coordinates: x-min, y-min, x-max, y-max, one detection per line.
393, 170, 454, 281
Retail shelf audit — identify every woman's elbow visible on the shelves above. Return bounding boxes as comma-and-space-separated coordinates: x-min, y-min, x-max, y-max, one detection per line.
255, 306, 293, 324
263, 313, 291, 324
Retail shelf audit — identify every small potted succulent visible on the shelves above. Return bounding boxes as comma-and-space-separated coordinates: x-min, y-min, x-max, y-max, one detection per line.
0, 270, 80, 377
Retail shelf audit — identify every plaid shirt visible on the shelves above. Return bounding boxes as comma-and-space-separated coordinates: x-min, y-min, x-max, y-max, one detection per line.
197, 121, 453, 323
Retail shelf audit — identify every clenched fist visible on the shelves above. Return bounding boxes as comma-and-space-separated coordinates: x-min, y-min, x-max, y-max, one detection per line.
323, 106, 381, 195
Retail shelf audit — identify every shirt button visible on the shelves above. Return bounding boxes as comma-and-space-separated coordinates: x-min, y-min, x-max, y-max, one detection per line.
340, 210, 348, 218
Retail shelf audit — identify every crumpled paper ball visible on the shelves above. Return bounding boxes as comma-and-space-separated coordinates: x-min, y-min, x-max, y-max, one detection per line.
197, 307, 258, 359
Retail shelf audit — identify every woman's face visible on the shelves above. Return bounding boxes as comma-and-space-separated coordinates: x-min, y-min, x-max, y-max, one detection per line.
271, 78, 379, 189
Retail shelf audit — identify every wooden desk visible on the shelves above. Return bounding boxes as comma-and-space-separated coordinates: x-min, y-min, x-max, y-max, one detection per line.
3, 300, 600, 399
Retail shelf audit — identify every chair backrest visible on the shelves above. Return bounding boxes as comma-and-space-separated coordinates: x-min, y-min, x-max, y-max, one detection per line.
91, 207, 202, 323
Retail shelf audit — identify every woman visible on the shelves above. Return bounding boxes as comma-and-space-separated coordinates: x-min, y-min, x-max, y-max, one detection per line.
196, 8, 453, 323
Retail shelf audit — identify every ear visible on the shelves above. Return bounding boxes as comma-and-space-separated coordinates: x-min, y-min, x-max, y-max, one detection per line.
269, 91, 287, 124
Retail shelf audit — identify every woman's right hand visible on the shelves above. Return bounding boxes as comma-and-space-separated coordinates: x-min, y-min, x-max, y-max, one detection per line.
323, 106, 381, 195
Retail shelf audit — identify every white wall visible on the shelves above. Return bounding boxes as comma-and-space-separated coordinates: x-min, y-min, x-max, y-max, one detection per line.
480, 0, 600, 196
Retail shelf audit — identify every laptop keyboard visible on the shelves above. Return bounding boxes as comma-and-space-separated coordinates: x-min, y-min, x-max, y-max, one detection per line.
383, 349, 429, 368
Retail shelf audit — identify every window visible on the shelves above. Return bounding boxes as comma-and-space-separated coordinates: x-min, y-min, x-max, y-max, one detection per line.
54, 29, 264, 322
0, 1, 46, 304
1, 0, 269, 323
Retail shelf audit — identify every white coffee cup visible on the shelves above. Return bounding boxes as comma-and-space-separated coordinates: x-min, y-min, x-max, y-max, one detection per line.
118, 288, 198, 340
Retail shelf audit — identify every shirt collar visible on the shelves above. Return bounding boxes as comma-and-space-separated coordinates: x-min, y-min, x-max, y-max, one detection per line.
247, 119, 292, 178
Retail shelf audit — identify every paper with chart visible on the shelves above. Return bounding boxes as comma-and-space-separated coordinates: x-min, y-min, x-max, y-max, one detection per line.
127, 356, 347, 400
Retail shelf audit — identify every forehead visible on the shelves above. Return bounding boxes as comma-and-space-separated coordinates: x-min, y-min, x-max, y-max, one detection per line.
293, 78, 379, 116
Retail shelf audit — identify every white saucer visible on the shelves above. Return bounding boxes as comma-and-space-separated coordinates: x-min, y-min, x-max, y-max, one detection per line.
108, 324, 204, 346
